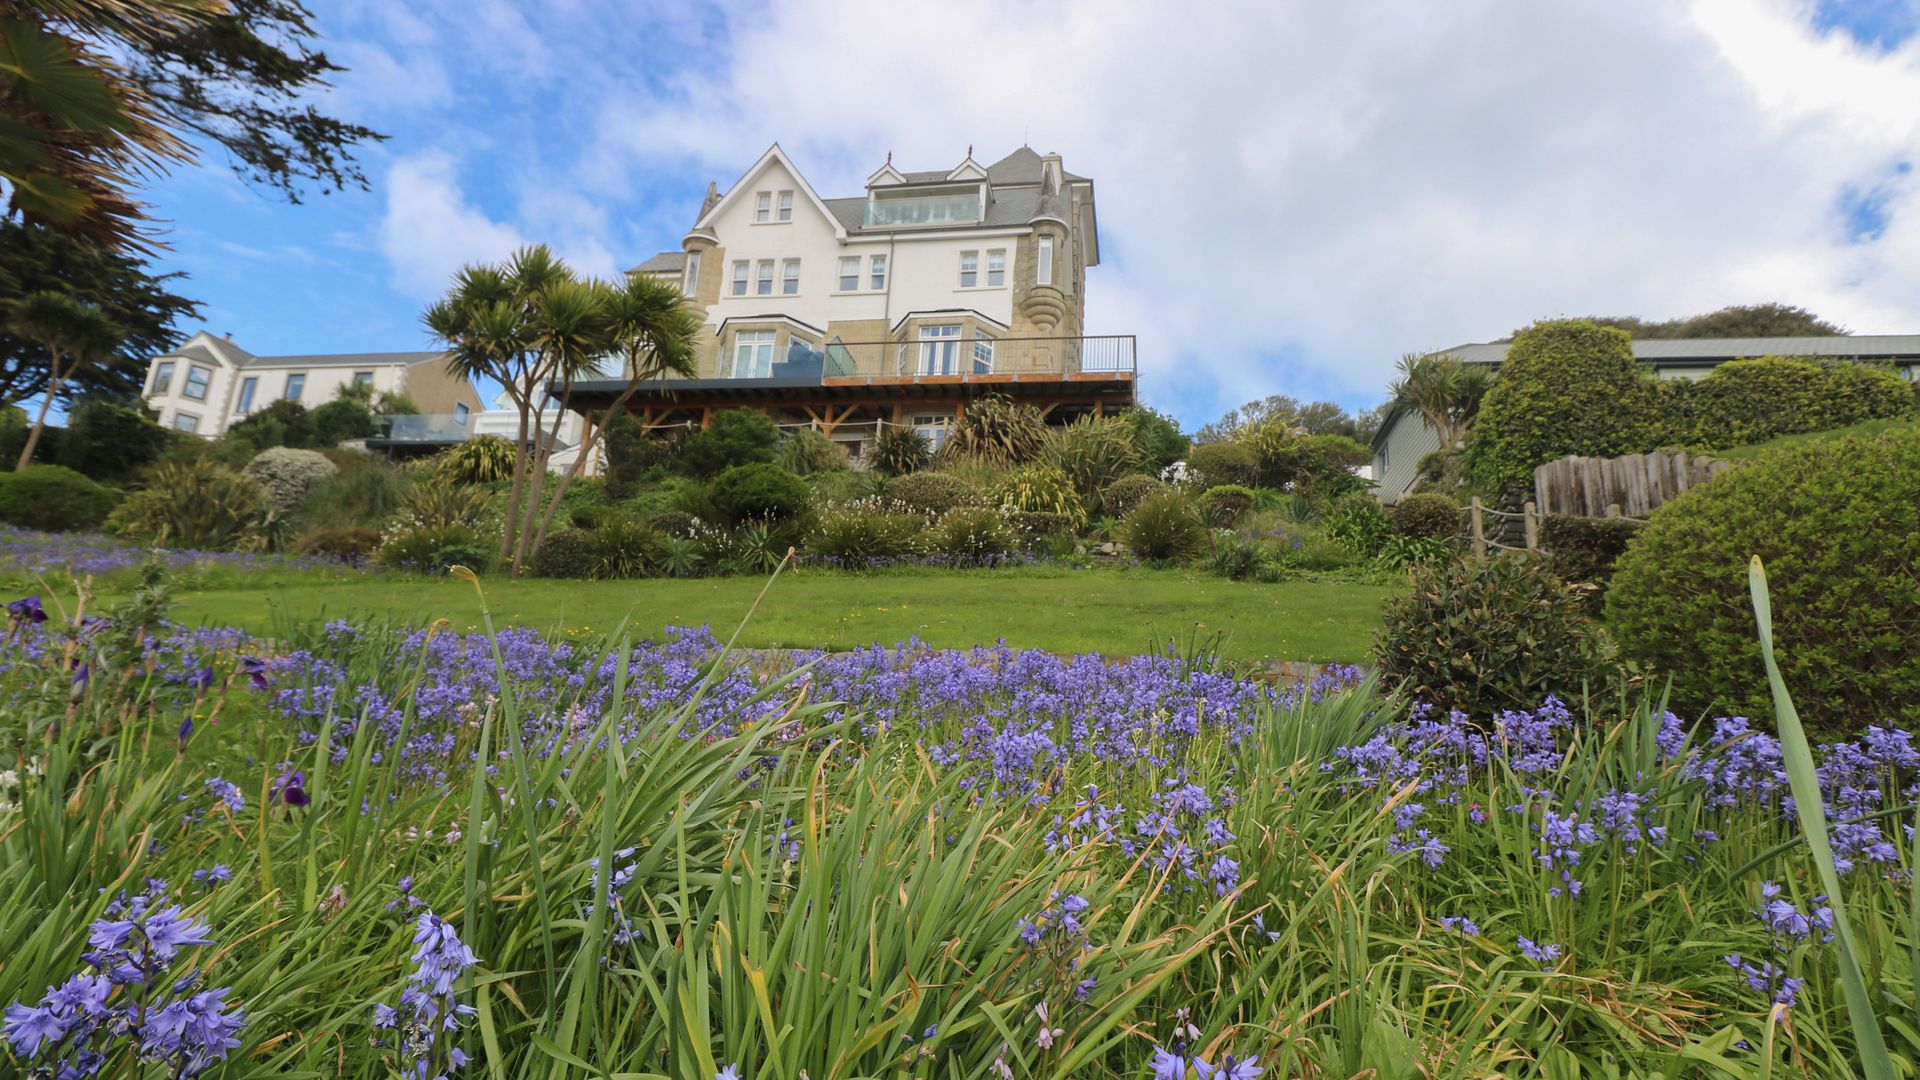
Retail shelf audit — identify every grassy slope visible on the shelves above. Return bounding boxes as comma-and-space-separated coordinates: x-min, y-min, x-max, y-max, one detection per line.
1715, 417, 1918, 460
137, 567, 1393, 663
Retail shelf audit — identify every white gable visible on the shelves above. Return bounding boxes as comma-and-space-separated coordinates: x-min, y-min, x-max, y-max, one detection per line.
946, 157, 987, 182
697, 144, 846, 239
865, 160, 908, 187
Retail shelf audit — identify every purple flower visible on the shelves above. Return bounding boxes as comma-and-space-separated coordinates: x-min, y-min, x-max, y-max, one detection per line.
1516, 936, 1563, 968
275, 769, 309, 807
187, 667, 215, 692
1198, 1054, 1262, 1080
6, 595, 46, 625
1151, 1045, 1207, 1080
178, 716, 193, 747
204, 778, 244, 814
237, 656, 270, 691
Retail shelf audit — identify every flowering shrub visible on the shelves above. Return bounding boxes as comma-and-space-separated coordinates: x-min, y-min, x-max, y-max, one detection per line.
241, 447, 338, 511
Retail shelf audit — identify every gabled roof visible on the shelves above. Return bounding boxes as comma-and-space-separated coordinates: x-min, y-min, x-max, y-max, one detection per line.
629, 251, 686, 275
694, 144, 847, 240
985, 146, 1087, 185
248, 351, 449, 369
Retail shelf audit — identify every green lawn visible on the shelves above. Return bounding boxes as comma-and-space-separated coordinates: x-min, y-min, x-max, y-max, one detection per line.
126, 566, 1393, 663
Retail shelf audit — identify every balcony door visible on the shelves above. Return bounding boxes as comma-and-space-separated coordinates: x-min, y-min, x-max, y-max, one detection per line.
916, 325, 962, 375
731, 330, 775, 379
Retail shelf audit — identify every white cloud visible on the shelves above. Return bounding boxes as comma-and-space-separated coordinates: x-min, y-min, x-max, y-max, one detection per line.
564, 0, 1920, 422
379, 150, 527, 298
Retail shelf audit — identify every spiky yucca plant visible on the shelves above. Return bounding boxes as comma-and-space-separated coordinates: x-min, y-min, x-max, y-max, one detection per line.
935, 395, 1046, 467
106, 459, 265, 550
1041, 417, 1145, 516
995, 465, 1085, 525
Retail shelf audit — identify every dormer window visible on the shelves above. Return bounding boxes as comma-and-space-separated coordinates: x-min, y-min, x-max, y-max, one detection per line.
754, 192, 771, 222
864, 184, 983, 227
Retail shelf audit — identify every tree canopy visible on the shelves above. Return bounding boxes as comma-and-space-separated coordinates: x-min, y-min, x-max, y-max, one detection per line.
1512, 303, 1847, 342
1194, 393, 1371, 444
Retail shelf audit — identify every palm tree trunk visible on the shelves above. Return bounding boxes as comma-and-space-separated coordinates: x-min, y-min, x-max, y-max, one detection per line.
526, 380, 633, 561
18, 352, 65, 471
512, 404, 555, 572
497, 387, 533, 566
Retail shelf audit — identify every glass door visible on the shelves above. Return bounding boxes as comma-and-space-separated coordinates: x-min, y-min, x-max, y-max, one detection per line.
917, 325, 961, 375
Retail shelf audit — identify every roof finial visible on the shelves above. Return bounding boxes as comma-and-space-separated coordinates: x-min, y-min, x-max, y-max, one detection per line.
885, 150, 892, 164
967, 144, 973, 158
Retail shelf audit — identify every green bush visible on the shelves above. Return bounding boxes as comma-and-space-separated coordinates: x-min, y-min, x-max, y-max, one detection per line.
1120, 490, 1205, 564
1470, 320, 1666, 494
0, 465, 114, 531
934, 506, 1018, 560
588, 518, 661, 579
1121, 406, 1190, 472
435, 436, 516, 485
1039, 416, 1144, 516
678, 408, 779, 477
871, 426, 932, 477
646, 509, 697, 538
1291, 433, 1373, 499
1606, 428, 1920, 731
807, 468, 885, 507
310, 397, 378, 445
994, 465, 1085, 524
1682, 357, 1915, 450
241, 447, 338, 511
806, 503, 926, 561
227, 399, 317, 453
1322, 495, 1392, 559
57, 400, 170, 482
1185, 441, 1259, 489
395, 479, 492, 531
294, 462, 412, 531
1203, 529, 1263, 580
881, 471, 980, 515
1378, 554, 1613, 715
375, 525, 493, 574
602, 413, 666, 498
1540, 514, 1642, 611
776, 428, 849, 475
1102, 474, 1162, 517
710, 463, 810, 524
530, 528, 597, 578
292, 526, 383, 563
935, 395, 1046, 466
108, 460, 264, 550
1200, 485, 1255, 526
1007, 510, 1078, 541
1388, 492, 1462, 540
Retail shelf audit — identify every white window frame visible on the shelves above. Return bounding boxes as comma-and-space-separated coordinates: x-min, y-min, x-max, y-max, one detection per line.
1037, 236, 1054, 286
284, 373, 306, 401
755, 260, 775, 296
731, 330, 776, 379
777, 190, 794, 221
173, 412, 200, 433
838, 256, 860, 292
754, 191, 771, 223
987, 248, 1006, 287
910, 413, 953, 451
781, 258, 801, 295
182, 364, 212, 402
151, 360, 175, 396
682, 251, 702, 297
235, 376, 258, 415
731, 260, 749, 296
916, 324, 963, 375
870, 254, 887, 290
971, 333, 995, 374
959, 250, 978, 288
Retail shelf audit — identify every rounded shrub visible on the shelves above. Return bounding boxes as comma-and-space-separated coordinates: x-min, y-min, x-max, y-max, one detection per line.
1185, 441, 1259, 489
1101, 474, 1163, 518
646, 509, 697, 538
1470, 320, 1665, 494
678, 408, 779, 477
0, 465, 114, 531
1007, 510, 1078, 541
1682, 356, 1915, 450
881, 471, 980, 515
777, 428, 849, 475
292, 526, 382, 563
242, 447, 338, 511
934, 506, 1018, 560
1606, 428, 1920, 731
1378, 554, 1613, 716
530, 528, 597, 578
375, 525, 492, 574
1120, 490, 1205, 564
710, 463, 811, 524
1388, 492, 1462, 540
1200, 485, 1255, 526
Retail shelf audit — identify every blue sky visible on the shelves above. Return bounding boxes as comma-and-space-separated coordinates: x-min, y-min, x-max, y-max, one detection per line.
137, 0, 1920, 430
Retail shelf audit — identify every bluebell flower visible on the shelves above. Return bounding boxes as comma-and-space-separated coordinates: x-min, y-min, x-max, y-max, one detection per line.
1516, 936, 1563, 968
1151, 1045, 1207, 1080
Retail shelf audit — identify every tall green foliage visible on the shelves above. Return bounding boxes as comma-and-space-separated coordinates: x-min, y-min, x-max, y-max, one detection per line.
677, 409, 778, 478
1470, 320, 1665, 494
1120, 406, 1189, 471
107, 459, 265, 549
935, 395, 1046, 466
1040, 416, 1144, 516
56, 399, 169, 481
1681, 357, 1913, 450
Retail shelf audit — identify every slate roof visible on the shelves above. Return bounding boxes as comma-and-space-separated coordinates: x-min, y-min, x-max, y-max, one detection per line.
630, 251, 687, 274
1440, 335, 1920, 366
821, 187, 1044, 234
237, 351, 448, 369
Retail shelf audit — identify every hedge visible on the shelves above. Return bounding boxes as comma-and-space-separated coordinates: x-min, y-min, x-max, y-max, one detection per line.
1539, 514, 1641, 612
1470, 320, 1664, 494
1605, 427, 1920, 732
1680, 356, 1914, 450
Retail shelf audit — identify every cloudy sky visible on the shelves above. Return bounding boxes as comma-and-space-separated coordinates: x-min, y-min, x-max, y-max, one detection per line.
142, 0, 1920, 428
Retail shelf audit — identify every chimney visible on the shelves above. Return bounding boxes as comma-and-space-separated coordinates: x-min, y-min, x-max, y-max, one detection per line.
1040, 152, 1064, 194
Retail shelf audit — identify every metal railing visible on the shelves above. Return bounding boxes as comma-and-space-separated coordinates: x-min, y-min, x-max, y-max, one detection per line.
374, 414, 475, 443
807, 334, 1137, 382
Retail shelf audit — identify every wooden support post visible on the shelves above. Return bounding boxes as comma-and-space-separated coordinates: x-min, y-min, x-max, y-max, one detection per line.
1605, 503, 1621, 519
1523, 500, 1539, 552
1470, 496, 1487, 562
701, 407, 712, 430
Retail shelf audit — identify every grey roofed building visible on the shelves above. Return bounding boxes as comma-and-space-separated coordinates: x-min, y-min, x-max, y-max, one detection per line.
1370, 333, 1920, 503
629, 251, 687, 275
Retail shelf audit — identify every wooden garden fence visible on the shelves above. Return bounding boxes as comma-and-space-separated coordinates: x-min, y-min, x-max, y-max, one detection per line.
1532, 450, 1730, 519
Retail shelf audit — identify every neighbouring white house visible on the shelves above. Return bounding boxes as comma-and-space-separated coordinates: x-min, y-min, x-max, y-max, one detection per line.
140, 331, 482, 439
1369, 333, 1920, 503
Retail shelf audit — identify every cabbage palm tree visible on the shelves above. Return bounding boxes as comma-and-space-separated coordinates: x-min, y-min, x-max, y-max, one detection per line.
1390, 353, 1490, 449
8, 290, 122, 469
